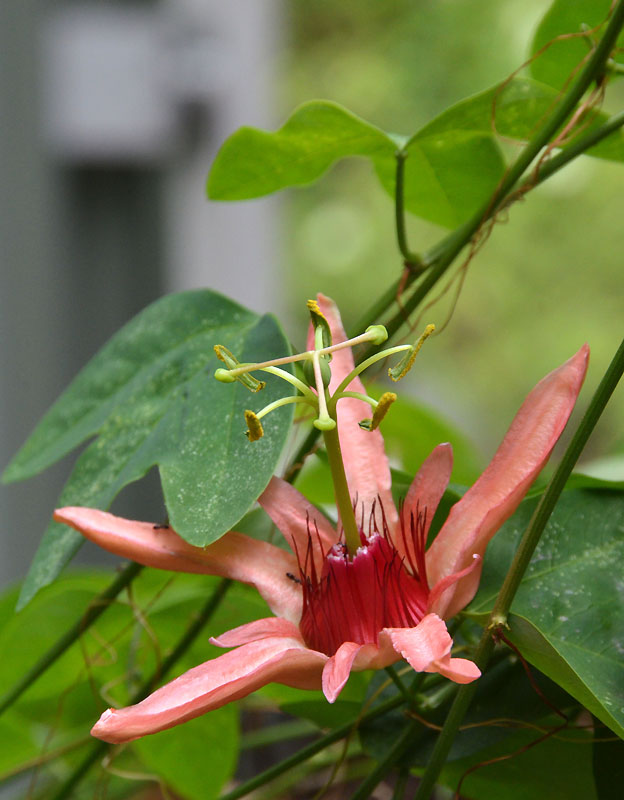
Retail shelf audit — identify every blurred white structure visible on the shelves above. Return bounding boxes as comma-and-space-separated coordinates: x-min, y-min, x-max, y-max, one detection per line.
0, 0, 281, 585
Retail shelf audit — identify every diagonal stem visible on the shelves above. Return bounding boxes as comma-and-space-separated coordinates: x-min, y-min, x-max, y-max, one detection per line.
414, 333, 624, 800
45, 578, 232, 800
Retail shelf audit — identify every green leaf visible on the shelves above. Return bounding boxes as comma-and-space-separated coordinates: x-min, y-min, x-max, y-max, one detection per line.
568, 453, 624, 490
207, 100, 397, 200
0, 572, 111, 703
470, 490, 624, 739
359, 656, 577, 769
133, 706, 239, 800
208, 99, 506, 229
207, 85, 624, 231
3, 290, 294, 608
435, 724, 595, 800
0, 715, 41, 783
402, 76, 624, 166
531, 0, 624, 91
376, 130, 505, 229
566, 471, 624, 491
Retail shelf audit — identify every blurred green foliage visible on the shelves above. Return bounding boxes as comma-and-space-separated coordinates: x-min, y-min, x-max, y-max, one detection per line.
283, 0, 624, 462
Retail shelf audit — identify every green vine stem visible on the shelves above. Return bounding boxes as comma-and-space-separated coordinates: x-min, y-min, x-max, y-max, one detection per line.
0, 561, 144, 718
530, 107, 624, 183
394, 150, 424, 268
413, 333, 624, 800
45, 578, 232, 800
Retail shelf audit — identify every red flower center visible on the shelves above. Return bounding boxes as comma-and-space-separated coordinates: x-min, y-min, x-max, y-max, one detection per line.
298, 506, 430, 656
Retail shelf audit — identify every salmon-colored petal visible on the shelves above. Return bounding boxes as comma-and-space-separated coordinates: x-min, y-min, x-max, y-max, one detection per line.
54, 507, 302, 623
258, 476, 338, 574
425, 345, 589, 619
384, 613, 480, 684
433, 656, 481, 684
427, 555, 481, 616
397, 443, 453, 571
90, 637, 327, 743
385, 613, 452, 671
322, 641, 363, 703
314, 294, 397, 533
321, 636, 400, 703
210, 617, 302, 648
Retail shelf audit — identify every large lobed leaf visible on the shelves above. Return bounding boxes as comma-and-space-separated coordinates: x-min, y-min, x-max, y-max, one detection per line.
207, 81, 624, 228
470, 489, 624, 739
2, 291, 294, 608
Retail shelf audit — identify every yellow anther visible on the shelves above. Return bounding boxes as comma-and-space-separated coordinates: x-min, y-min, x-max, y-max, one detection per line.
388, 324, 435, 382
244, 410, 264, 442
214, 344, 237, 367
214, 345, 266, 393
371, 392, 397, 430
307, 299, 332, 349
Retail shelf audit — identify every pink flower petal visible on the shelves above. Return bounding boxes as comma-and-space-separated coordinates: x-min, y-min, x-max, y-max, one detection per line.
427, 555, 481, 616
314, 294, 397, 533
397, 443, 453, 571
385, 613, 452, 671
321, 637, 399, 703
322, 641, 363, 703
54, 507, 302, 622
384, 614, 480, 684
425, 345, 589, 619
210, 617, 302, 648
91, 637, 327, 742
433, 656, 481, 684
258, 476, 338, 574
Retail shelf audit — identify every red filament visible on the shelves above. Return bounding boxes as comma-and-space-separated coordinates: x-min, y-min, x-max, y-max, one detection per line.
298, 502, 430, 656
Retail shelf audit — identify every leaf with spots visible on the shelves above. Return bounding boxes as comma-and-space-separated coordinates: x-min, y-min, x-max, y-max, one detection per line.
2, 291, 294, 608
470, 489, 624, 739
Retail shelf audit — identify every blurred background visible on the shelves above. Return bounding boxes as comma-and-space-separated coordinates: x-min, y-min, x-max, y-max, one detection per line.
1, 0, 623, 586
